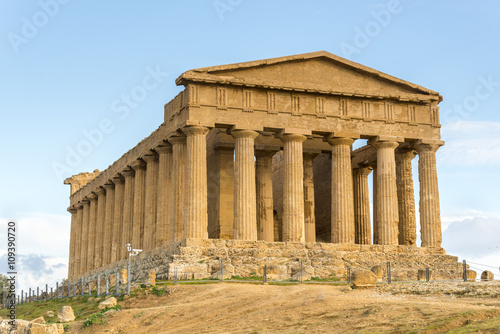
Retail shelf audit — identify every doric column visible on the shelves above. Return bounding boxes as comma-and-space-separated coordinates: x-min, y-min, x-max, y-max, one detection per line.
80, 198, 90, 274
121, 168, 135, 259
67, 207, 77, 280
415, 139, 443, 247
303, 153, 317, 243
131, 160, 146, 250
231, 129, 259, 241
353, 165, 373, 245
87, 192, 98, 271
255, 150, 274, 242
102, 182, 115, 266
155, 144, 172, 247
370, 138, 400, 245
280, 133, 307, 242
169, 135, 186, 242
328, 137, 355, 244
371, 164, 378, 245
182, 125, 210, 239
94, 187, 106, 269
143, 153, 158, 251
111, 175, 125, 263
395, 148, 417, 246
74, 203, 83, 276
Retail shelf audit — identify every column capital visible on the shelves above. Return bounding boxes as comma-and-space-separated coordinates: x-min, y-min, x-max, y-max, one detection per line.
230, 129, 260, 139
155, 144, 172, 154
182, 125, 210, 137
130, 159, 146, 170
88, 192, 98, 201
395, 147, 418, 157
68, 207, 77, 214
327, 137, 355, 146
112, 174, 125, 184
370, 140, 400, 150
142, 153, 158, 164
413, 139, 444, 153
121, 168, 135, 178
279, 133, 307, 143
352, 165, 373, 176
95, 187, 106, 196
103, 182, 115, 191
76, 202, 84, 209
168, 135, 187, 145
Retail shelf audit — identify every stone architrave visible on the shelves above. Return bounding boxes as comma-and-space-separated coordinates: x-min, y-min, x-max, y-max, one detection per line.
353, 165, 372, 245
67, 207, 77, 279
280, 133, 307, 242
169, 135, 187, 242
182, 125, 210, 239
87, 192, 98, 271
231, 129, 259, 241
370, 138, 401, 245
102, 182, 115, 266
143, 153, 159, 251
395, 148, 417, 246
255, 150, 274, 242
155, 145, 172, 247
415, 139, 443, 248
111, 175, 125, 263
121, 168, 135, 259
303, 152, 317, 243
328, 137, 355, 244
94, 187, 106, 269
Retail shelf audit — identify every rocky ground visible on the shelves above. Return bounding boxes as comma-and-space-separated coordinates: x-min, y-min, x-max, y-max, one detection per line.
61, 281, 500, 334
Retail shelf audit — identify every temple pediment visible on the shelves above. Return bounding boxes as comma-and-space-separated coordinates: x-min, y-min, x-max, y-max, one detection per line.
176, 51, 441, 102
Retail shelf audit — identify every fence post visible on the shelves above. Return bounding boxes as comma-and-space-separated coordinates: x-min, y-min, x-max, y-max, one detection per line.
174, 267, 178, 285
299, 260, 303, 284
219, 259, 223, 282
81, 278, 84, 296
56, 282, 59, 299
20, 290, 23, 304
29, 288, 32, 302
387, 262, 391, 284
426, 268, 430, 282
88, 282, 91, 297
106, 276, 109, 295
36, 287, 39, 302
97, 275, 101, 296
115, 272, 120, 296
263, 265, 267, 284
463, 260, 467, 282
347, 267, 351, 284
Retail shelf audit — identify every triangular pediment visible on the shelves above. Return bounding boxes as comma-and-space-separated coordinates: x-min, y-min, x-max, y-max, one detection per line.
176, 51, 441, 102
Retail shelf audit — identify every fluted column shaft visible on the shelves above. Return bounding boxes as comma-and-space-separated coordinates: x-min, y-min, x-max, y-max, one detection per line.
111, 175, 125, 263
87, 193, 98, 271
395, 148, 417, 246
353, 165, 372, 245
143, 154, 158, 251
131, 160, 146, 250
329, 138, 355, 244
80, 200, 90, 274
103, 182, 115, 266
182, 126, 210, 239
95, 188, 106, 269
74, 204, 83, 276
371, 140, 399, 245
415, 141, 442, 247
68, 207, 77, 280
281, 134, 307, 242
232, 130, 259, 240
155, 145, 172, 247
255, 150, 274, 242
169, 136, 187, 242
372, 165, 378, 245
303, 153, 316, 243
121, 169, 135, 259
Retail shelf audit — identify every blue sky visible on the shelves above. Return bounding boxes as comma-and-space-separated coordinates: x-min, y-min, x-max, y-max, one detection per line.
1, 0, 500, 290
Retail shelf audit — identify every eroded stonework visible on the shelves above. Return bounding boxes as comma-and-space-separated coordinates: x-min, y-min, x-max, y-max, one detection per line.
65, 51, 448, 281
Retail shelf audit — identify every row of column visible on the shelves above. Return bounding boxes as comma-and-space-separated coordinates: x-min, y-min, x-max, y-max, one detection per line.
67, 127, 443, 279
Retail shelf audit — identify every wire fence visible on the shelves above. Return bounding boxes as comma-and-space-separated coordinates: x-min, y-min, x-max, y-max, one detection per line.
3, 258, 499, 308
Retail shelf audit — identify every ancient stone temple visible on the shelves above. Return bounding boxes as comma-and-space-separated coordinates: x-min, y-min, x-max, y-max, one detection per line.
65, 51, 457, 282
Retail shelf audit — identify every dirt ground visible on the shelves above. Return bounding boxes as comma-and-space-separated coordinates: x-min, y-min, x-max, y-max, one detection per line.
71, 282, 500, 334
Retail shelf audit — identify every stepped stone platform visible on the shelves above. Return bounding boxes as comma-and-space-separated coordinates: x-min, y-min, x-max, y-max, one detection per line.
77, 239, 463, 283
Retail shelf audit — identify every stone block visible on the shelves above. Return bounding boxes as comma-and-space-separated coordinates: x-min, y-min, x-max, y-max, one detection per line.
351, 269, 377, 289
57, 305, 75, 323
371, 265, 384, 279
481, 270, 494, 281
466, 269, 477, 280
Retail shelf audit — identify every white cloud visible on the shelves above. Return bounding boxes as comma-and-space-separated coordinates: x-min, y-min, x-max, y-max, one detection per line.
439, 121, 500, 167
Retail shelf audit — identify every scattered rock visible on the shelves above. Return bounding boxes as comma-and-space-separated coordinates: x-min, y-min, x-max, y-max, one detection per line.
46, 311, 54, 318
98, 296, 117, 310
105, 295, 115, 300
31, 316, 45, 324
481, 270, 494, 281
351, 269, 377, 289
0, 319, 30, 333
104, 309, 117, 317
28, 322, 64, 334
467, 270, 477, 280
57, 305, 75, 323
370, 265, 384, 280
